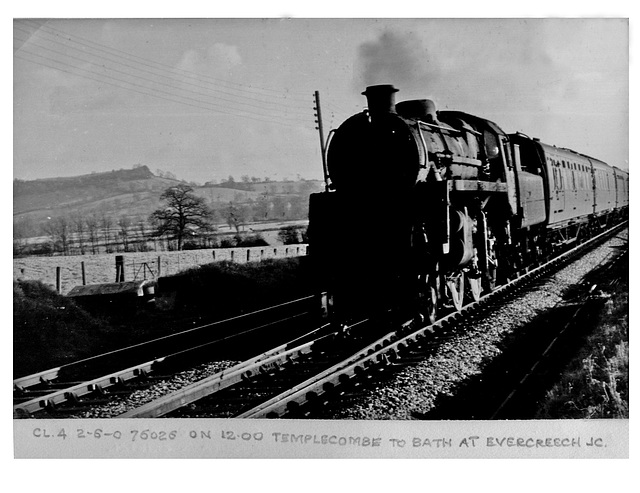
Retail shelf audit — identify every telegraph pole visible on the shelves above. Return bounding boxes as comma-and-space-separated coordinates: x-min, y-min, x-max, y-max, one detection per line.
313, 91, 330, 191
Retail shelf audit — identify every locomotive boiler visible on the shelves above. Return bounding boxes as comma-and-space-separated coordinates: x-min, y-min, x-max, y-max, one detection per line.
308, 84, 628, 324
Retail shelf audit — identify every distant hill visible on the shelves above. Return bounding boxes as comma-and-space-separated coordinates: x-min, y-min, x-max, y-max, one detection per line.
13, 165, 324, 241
14, 166, 183, 226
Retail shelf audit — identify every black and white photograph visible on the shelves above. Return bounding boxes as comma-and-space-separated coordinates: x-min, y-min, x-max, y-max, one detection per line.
11, 10, 630, 465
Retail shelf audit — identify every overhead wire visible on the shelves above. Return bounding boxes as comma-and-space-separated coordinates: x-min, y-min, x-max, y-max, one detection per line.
15, 50, 311, 129
16, 20, 314, 105
14, 22, 317, 129
13, 20, 364, 136
14, 21, 314, 117
14, 38, 313, 125
14, 36, 313, 126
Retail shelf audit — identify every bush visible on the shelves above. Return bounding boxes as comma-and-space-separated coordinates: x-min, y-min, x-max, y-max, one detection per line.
164, 257, 317, 316
22, 242, 54, 256
181, 241, 201, 250
235, 233, 269, 247
278, 225, 307, 245
219, 238, 236, 248
13, 280, 112, 377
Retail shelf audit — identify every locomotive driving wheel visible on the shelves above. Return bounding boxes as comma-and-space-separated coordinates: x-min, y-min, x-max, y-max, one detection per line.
417, 272, 438, 324
446, 270, 465, 311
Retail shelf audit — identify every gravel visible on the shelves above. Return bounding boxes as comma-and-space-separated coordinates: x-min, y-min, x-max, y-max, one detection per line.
323, 229, 628, 420
70, 360, 239, 418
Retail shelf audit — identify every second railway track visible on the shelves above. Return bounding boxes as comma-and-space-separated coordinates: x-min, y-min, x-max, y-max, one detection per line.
13, 295, 325, 418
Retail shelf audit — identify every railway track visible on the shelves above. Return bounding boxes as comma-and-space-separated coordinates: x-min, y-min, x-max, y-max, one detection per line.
13, 295, 324, 418
116, 221, 627, 420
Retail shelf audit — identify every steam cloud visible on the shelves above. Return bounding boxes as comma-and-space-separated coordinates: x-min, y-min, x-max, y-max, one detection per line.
356, 30, 436, 93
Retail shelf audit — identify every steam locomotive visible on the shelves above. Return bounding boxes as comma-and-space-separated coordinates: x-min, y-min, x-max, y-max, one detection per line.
308, 84, 628, 324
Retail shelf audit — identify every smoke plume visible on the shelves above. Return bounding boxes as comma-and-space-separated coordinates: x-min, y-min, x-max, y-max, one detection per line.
355, 30, 436, 94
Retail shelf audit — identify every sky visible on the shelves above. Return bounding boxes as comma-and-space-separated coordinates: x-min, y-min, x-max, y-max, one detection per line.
12, 16, 630, 185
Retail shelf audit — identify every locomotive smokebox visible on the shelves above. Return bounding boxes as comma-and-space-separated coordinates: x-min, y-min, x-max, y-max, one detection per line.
362, 84, 399, 118
396, 99, 439, 124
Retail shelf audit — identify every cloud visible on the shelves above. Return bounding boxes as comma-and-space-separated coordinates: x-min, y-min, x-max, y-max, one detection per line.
176, 43, 243, 76
208, 43, 243, 68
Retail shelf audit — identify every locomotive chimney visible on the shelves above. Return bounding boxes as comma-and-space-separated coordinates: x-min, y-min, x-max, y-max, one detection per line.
362, 84, 399, 118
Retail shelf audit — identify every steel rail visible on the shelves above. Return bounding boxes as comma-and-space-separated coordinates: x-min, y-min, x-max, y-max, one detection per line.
235, 330, 399, 418
117, 332, 337, 418
15, 322, 330, 418
13, 358, 167, 416
14, 293, 322, 392
14, 319, 329, 418
14, 367, 65, 391
14, 297, 327, 417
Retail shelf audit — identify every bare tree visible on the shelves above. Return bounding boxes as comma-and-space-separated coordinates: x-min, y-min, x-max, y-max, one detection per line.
43, 216, 71, 255
270, 196, 287, 219
149, 185, 214, 250
86, 213, 101, 254
117, 215, 132, 252
223, 202, 243, 233
100, 213, 113, 253
254, 194, 270, 220
13, 217, 35, 256
136, 219, 148, 251
71, 213, 87, 255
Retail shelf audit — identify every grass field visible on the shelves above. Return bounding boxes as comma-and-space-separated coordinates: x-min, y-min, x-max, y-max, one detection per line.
536, 255, 629, 419
13, 242, 308, 295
